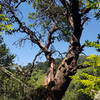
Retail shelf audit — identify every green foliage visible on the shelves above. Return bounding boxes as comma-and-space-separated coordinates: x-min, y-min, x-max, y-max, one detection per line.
27, 0, 72, 42
0, 5, 12, 34
95, 10, 100, 19
83, 54, 100, 66
0, 69, 30, 100
85, 0, 100, 9
28, 69, 45, 88
84, 34, 100, 52
0, 55, 100, 100
78, 73, 100, 96
71, 70, 100, 99
77, 55, 87, 65
62, 54, 100, 100
0, 36, 15, 66
85, 40, 100, 50
79, 55, 100, 98
62, 66, 100, 100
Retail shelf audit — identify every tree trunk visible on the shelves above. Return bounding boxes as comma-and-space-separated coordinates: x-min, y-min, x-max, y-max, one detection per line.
45, 1, 83, 99
23, 33, 83, 100
24, 1, 84, 100
45, 35, 82, 100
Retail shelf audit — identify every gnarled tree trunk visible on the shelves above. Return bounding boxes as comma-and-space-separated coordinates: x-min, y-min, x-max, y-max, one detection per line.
44, 1, 84, 100
45, 36, 83, 100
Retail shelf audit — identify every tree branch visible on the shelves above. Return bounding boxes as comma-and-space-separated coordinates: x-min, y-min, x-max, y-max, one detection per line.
0, 66, 31, 88
46, 25, 58, 49
15, 0, 26, 8
13, 36, 30, 47
9, 9, 50, 55
60, 0, 70, 9
81, 8, 91, 16
77, 65, 91, 69
32, 51, 43, 67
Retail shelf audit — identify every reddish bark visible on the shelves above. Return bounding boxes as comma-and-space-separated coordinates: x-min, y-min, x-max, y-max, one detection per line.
44, 1, 84, 100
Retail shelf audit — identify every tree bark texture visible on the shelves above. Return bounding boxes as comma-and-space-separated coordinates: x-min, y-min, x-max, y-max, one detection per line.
44, 1, 84, 100
45, 36, 82, 100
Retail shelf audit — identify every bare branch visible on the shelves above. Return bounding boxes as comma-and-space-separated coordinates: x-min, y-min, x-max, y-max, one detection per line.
81, 16, 90, 26
46, 25, 58, 48
15, 0, 26, 8
80, 8, 91, 26
81, 8, 91, 16
13, 36, 30, 47
60, 0, 70, 9
8, 7, 55, 61
52, 50, 64, 59
32, 51, 43, 67
9, 8, 50, 55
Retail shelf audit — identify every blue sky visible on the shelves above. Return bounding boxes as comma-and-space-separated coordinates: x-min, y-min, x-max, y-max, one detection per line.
2, 3, 100, 66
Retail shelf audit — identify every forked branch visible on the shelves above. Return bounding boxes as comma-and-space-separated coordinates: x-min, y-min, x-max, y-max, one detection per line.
46, 25, 58, 49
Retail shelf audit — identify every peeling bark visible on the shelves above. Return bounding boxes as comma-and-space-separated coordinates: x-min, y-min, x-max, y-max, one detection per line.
44, 1, 84, 99
44, 58, 55, 86
45, 40, 82, 100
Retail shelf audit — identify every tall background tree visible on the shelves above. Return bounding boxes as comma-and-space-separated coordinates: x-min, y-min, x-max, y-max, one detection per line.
0, 36, 15, 67
0, 0, 100, 100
